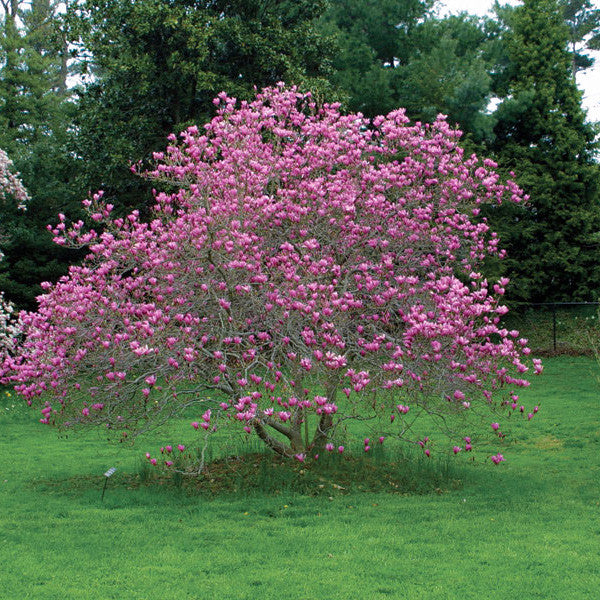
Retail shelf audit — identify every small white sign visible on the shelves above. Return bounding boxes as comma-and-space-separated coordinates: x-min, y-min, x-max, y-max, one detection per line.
104, 467, 117, 478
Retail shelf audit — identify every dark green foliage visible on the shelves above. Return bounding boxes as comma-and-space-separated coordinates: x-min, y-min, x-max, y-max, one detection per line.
488, 0, 600, 302
559, 0, 600, 77
1, 0, 599, 309
68, 0, 337, 213
0, 1, 70, 155
393, 15, 497, 144
320, 2, 498, 145
0, 1, 81, 309
322, 0, 432, 67
0, 134, 85, 309
318, 0, 434, 117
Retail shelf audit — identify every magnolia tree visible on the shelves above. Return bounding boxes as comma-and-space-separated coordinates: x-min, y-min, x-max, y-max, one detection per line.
0, 149, 29, 356
2, 86, 542, 468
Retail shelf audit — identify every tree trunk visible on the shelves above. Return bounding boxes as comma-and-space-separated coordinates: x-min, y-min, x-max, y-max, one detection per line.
252, 418, 294, 457
311, 412, 334, 452
253, 377, 338, 457
58, 30, 69, 95
310, 379, 337, 451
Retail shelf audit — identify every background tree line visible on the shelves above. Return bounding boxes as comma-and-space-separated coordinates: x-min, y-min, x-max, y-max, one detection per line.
1, 0, 599, 308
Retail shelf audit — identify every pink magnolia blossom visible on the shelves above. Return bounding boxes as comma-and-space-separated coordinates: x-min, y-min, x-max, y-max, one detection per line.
0, 149, 29, 209
0, 150, 28, 357
1, 86, 541, 465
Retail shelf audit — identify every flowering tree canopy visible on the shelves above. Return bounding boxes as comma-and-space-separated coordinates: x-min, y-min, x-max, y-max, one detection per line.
0, 149, 29, 355
2, 86, 542, 462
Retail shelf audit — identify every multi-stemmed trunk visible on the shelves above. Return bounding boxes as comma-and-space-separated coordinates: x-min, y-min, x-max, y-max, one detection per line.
252, 381, 337, 458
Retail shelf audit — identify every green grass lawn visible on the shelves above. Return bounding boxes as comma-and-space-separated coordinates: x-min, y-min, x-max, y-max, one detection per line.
1, 356, 599, 599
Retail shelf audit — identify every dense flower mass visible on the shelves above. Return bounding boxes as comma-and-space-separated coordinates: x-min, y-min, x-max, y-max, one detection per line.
0, 293, 20, 356
2, 85, 541, 462
0, 149, 28, 357
0, 149, 29, 210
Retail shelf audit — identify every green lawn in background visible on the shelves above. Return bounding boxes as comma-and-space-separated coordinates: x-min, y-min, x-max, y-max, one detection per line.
1, 356, 598, 599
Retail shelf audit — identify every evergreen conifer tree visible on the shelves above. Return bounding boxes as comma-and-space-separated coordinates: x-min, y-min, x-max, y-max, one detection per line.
0, 1, 79, 309
489, 0, 600, 302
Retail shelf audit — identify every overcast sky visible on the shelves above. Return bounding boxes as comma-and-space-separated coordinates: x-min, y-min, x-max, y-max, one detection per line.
438, 0, 600, 123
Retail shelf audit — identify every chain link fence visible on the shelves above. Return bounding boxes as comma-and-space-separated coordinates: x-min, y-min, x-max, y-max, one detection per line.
502, 302, 600, 355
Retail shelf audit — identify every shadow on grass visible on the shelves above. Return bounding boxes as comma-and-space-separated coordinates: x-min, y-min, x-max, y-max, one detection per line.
27, 445, 466, 500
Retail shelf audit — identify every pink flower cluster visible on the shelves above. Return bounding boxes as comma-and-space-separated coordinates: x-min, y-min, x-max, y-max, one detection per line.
0, 149, 28, 357
491, 453, 506, 465
2, 85, 541, 462
0, 293, 20, 357
0, 149, 29, 210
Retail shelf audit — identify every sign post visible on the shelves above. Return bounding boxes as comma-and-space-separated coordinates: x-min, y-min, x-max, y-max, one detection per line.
101, 467, 117, 502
